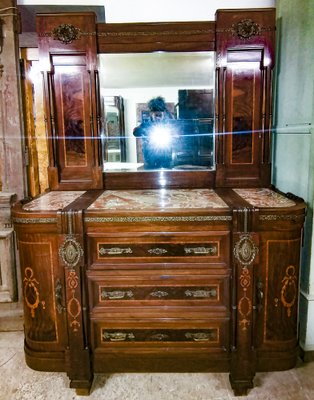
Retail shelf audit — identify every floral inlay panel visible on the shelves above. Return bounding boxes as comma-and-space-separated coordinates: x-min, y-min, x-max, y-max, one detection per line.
88, 189, 228, 210
233, 188, 296, 208
23, 191, 85, 211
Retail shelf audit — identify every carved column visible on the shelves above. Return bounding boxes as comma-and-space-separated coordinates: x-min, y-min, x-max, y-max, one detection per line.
0, 0, 25, 305
0, 0, 25, 197
58, 209, 92, 395
0, 192, 17, 302
230, 207, 259, 395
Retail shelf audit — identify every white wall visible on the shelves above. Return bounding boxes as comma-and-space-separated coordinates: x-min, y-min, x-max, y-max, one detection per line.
17, 0, 275, 22
104, 0, 275, 22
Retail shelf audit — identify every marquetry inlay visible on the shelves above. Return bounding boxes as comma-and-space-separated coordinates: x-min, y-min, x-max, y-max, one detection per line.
23, 267, 41, 318
66, 270, 81, 332
238, 267, 252, 331
280, 265, 297, 317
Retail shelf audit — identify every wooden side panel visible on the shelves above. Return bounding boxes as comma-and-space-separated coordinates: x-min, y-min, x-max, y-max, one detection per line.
215, 9, 275, 188
20, 48, 50, 196
36, 13, 102, 190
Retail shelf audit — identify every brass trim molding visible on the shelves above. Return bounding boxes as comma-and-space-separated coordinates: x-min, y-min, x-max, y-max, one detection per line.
12, 217, 58, 224
98, 29, 214, 37
259, 214, 304, 221
85, 215, 232, 223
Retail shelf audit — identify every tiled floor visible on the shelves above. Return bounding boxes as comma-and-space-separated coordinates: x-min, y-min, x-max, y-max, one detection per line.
1, 330, 314, 400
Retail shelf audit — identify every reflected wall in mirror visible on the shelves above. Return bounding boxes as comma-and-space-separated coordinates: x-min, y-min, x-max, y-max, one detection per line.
99, 51, 215, 172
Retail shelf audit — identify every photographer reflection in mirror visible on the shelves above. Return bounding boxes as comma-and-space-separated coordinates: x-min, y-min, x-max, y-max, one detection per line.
133, 96, 175, 169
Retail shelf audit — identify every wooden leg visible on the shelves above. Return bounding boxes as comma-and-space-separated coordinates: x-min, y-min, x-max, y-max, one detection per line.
70, 378, 93, 396
75, 388, 91, 396
229, 374, 254, 397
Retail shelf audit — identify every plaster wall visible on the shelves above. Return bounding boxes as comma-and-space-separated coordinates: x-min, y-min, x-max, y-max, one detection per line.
272, 0, 314, 351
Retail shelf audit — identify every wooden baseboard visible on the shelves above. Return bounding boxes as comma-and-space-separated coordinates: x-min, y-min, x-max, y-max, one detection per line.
299, 348, 314, 362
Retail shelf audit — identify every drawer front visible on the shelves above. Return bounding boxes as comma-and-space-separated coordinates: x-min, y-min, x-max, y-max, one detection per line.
91, 320, 229, 351
88, 270, 229, 310
88, 232, 230, 265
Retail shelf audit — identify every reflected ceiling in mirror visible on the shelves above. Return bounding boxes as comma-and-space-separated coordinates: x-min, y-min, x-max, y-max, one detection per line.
99, 51, 215, 172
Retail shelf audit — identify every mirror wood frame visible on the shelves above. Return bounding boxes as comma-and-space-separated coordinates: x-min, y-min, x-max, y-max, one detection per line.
36, 8, 275, 191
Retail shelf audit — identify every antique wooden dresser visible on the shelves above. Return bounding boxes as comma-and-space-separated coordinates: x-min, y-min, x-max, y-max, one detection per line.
13, 8, 306, 396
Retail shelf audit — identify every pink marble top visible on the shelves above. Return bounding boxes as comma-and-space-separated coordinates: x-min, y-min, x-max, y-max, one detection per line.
233, 188, 296, 208
88, 189, 228, 210
22, 191, 85, 211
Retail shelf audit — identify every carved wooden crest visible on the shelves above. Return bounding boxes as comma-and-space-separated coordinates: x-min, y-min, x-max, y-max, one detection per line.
52, 24, 81, 44
232, 19, 261, 40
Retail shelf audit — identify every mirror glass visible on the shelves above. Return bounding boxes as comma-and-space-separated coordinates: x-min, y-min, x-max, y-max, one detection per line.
99, 51, 215, 172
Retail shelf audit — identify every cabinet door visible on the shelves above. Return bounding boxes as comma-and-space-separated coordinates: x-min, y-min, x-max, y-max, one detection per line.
19, 234, 68, 354
37, 13, 102, 190
256, 231, 301, 370
215, 9, 275, 187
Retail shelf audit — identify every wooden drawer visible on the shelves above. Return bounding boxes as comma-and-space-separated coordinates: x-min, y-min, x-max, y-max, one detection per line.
91, 319, 229, 352
88, 231, 230, 266
87, 269, 229, 310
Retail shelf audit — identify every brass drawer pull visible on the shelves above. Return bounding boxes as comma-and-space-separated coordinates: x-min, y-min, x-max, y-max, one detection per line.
184, 246, 217, 255
185, 332, 213, 342
99, 247, 133, 256
148, 333, 170, 341
102, 332, 135, 342
149, 290, 169, 298
147, 248, 168, 255
185, 289, 217, 298
101, 290, 134, 300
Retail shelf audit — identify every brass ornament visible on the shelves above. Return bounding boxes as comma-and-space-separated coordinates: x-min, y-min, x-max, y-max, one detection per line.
101, 290, 134, 300
149, 290, 169, 298
185, 332, 215, 342
52, 24, 81, 44
280, 265, 297, 317
59, 236, 83, 268
234, 234, 258, 266
102, 331, 135, 342
147, 247, 167, 255
184, 245, 217, 255
232, 19, 261, 40
98, 246, 132, 256
185, 288, 217, 298
23, 267, 40, 318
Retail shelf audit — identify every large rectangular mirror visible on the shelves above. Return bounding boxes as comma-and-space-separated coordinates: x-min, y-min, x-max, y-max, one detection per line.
99, 51, 215, 172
